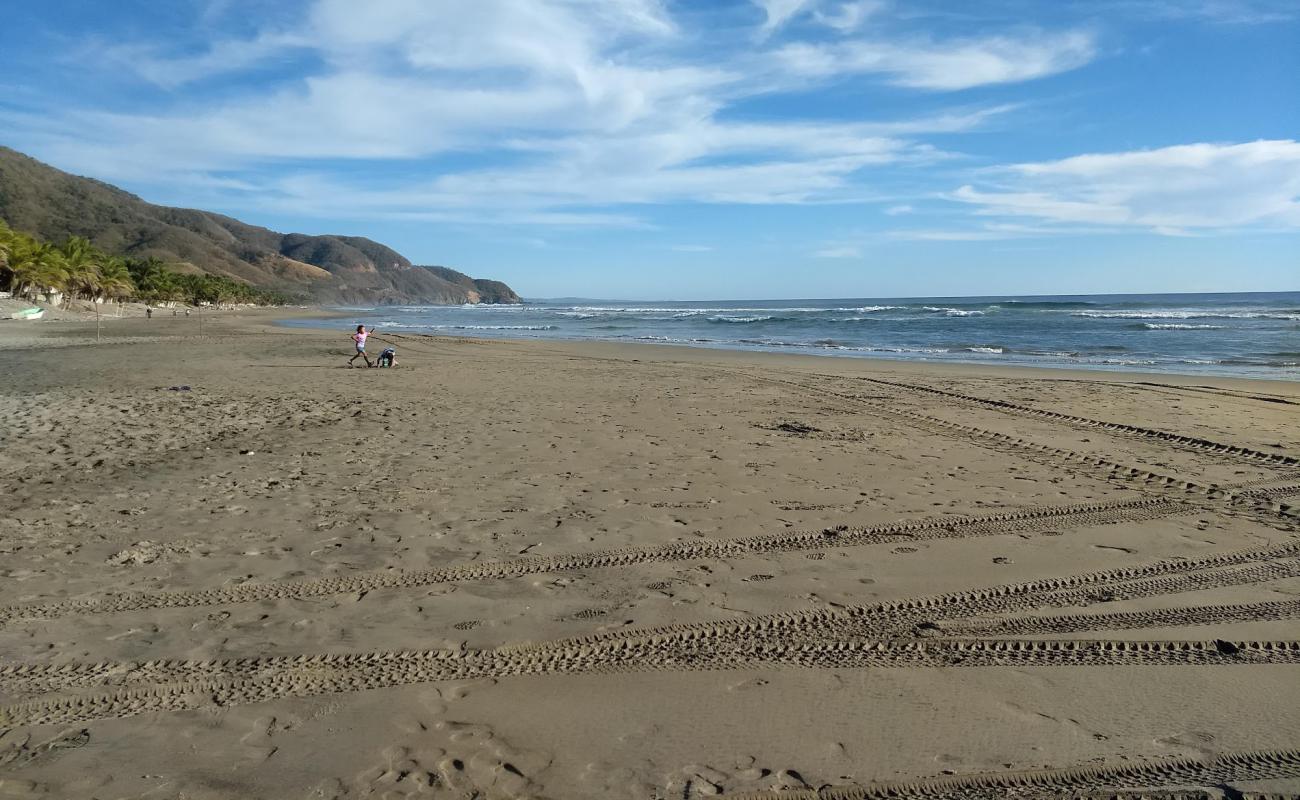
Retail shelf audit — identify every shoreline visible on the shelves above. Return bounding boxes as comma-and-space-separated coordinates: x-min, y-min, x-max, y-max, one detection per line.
274, 309, 1300, 389
2, 304, 1298, 391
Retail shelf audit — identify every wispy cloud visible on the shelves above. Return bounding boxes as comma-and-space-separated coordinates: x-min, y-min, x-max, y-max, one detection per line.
773, 29, 1097, 90
4, 1, 1045, 225
754, 0, 820, 37
97, 31, 312, 89
949, 140, 1300, 233
2, 0, 1097, 227
813, 1, 886, 32
1092, 0, 1298, 24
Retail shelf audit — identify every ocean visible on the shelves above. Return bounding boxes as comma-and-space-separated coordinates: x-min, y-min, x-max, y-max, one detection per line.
288, 291, 1300, 379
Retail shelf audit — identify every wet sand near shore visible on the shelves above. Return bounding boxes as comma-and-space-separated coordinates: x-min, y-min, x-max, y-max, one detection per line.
1, 311, 1298, 799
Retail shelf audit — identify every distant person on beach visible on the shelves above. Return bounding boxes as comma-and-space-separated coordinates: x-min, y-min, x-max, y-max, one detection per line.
348, 324, 375, 367
145, 307, 152, 319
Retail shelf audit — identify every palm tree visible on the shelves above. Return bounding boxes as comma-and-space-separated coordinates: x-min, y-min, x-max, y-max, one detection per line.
98, 256, 136, 307
61, 236, 105, 304
9, 239, 68, 301
0, 221, 14, 293
127, 256, 176, 303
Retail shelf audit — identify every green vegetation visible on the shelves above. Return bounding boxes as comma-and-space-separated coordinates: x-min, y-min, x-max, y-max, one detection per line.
0, 219, 294, 307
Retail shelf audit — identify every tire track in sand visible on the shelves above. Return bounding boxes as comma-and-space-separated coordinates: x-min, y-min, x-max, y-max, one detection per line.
721, 748, 1300, 799
3, 638, 1299, 727
740, 369, 1300, 519
910, 598, 1300, 639
841, 374, 1299, 469
7, 541, 1300, 708
9, 596, 1300, 698
499, 540, 1300, 655
0, 496, 1200, 626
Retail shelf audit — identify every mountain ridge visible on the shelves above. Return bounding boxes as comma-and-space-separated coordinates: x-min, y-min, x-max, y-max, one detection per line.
0, 146, 521, 305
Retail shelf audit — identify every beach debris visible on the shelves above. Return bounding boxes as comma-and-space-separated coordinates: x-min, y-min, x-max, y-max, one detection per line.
767, 421, 822, 435
105, 541, 192, 566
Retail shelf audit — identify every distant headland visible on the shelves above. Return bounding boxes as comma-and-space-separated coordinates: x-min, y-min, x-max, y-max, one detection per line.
0, 146, 520, 306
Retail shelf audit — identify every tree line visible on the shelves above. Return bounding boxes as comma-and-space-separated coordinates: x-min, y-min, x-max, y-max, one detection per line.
0, 220, 295, 307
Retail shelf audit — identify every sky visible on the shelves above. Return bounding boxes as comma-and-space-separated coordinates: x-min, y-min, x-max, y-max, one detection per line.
1, 0, 1297, 300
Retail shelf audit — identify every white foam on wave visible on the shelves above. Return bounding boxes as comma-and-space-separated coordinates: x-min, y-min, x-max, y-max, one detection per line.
557, 305, 906, 315
1141, 323, 1226, 330
440, 325, 559, 331
707, 315, 776, 323
1075, 310, 1298, 320
864, 345, 951, 354
359, 322, 558, 331
924, 306, 985, 317
568, 306, 824, 314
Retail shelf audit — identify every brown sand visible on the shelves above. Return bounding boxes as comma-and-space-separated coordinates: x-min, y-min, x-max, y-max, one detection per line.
0, 311, 1298, 798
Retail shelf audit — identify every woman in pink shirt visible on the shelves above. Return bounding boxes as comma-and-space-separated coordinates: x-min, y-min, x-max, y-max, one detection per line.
348, 324, 376, 368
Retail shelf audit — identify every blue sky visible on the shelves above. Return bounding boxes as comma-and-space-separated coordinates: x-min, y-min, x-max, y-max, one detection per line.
1, 0, 1297, 299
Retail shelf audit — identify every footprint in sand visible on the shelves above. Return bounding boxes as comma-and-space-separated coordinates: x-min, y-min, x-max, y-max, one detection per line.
239, 716, 282, 762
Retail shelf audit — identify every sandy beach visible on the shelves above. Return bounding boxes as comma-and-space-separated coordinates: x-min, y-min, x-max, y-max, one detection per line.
1, 310, 1298, 799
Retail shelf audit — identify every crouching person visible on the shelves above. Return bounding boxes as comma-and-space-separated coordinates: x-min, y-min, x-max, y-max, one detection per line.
376, 347, 397, 368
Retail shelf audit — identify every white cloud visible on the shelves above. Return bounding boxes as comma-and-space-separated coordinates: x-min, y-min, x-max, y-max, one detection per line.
950, 140, 1300, 233
4, 0, 1087, 226
884, 203, 913, 215
753, 0, 820, 37
1095, 0, 1297, 24
774, 30, 1097, 90
813, 0, 885, 32
98, 31, 311, 89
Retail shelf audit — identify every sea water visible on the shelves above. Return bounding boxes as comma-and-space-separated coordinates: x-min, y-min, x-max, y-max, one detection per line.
287, 291, 1300, 379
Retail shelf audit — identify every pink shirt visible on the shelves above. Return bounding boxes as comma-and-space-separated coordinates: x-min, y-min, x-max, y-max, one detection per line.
353, 330, 369, 345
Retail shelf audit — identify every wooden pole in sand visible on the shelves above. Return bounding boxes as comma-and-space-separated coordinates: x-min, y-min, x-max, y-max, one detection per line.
95, 301, 101, 343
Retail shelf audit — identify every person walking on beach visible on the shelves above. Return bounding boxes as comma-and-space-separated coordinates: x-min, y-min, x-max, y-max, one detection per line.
348, 324, 376, 367
145, 306, 152, 319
